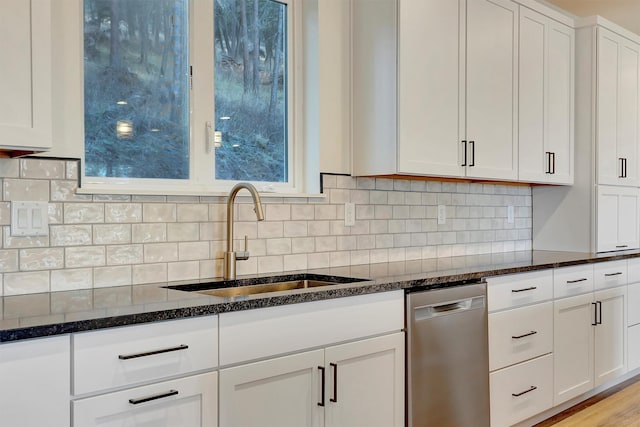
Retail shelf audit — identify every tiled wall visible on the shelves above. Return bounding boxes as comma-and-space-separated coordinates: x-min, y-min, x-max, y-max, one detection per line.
0, 158, 532, 295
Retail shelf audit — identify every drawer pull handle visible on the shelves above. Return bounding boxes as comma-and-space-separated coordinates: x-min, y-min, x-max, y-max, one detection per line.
318, 366, 326, 407
330, 363, 338, 403
511, 286, 537, 293
604, 272, 623, 277
566, 278, 587, 284
616, 245, 628, 248
118, 344, 189, 360
512, 386, 537, 397
129, 389, 178, 405
512, 331, 537, 339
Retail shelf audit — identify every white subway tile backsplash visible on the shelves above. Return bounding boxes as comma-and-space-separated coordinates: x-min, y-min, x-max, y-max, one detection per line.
0, 162, 534, 294
94, 265, 132, 288
51, 268, 93, 292
66, 246, 105, 268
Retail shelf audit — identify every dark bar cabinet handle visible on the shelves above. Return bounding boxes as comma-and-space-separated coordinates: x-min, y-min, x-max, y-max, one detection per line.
129, 390, 178, 405
566, 278, 587, 284
461, 140, 467, 166
597, 301, 603, 325
545, 152, 552, 174
551, 152, 556, 174
330, 363, 338, 403
118, 344, 189, 360
318, 366, 326, 407
512, 386, 537, 397
604, 272, 623, 277
512, 331, 537, 339
592, 302, 598, 326
619, 158, 625, 178
469, 141, 475, 167
512, 286, 537, 293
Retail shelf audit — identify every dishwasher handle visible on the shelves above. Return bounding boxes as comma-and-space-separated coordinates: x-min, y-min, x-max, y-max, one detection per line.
414, 295, 485, 321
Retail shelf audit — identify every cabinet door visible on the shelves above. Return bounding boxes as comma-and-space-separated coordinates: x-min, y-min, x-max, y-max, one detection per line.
0, 0, 52, 151
553, 293, 594, 405
597, 185, 640, 252
219, 350, 324, 427
0, 335, 70, 427
324, 333, 404, 427
545, 20, 575, 184
397, 0, 464, 177
597, 27, 640, 186
73, 372, 217, 427
594, 287, 627, 386
465, 0, 518, 180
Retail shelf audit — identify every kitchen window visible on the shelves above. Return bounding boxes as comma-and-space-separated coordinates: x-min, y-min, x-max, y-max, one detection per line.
81, 0, 301, 194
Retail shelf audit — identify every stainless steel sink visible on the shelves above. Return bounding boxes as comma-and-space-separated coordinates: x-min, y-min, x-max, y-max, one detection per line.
165, 274, 368, 298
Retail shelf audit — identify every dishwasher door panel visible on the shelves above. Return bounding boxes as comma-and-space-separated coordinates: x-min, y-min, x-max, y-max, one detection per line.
406, 283, 490, 427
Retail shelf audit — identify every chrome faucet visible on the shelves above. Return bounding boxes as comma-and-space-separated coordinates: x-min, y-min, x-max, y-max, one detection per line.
224, 182, 265, 279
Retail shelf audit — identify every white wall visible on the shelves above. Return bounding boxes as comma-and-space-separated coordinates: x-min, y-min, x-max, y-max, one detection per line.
545, 0, 640, 35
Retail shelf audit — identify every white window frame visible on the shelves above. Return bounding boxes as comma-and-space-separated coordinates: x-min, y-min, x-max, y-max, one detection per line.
74, 0, 310, 196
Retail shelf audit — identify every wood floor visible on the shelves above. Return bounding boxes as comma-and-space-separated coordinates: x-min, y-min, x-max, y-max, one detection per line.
535, 376, 640, 426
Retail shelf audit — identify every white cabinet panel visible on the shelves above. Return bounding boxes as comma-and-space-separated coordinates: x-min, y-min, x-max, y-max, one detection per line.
487, 270, 553, 312
596, 186, 639, 252
0, 335, 70, 427
594, 259, 628, 290
594, 287, 627, 386
490, 354, 553, 427
465, 0, 518, 181
553, 264, 594, 299
396, 0, 463, 177
73, 372, 217, 427
597, 27, 640, 186
0, 0, 53, 152
553, 293, 594, 405
628, 323, 640, 370
219, 291, 403, 366
489, 302, 553, 371
519, 7, 574, 184
73, 316, 218, 395
324, 333, 404, 427
219, 350, 324, 427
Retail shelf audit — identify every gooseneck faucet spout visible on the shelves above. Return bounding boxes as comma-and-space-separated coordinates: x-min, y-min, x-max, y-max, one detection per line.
224, 182, 264, 279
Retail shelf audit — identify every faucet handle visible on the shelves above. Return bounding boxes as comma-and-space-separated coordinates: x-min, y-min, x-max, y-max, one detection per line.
236, 235, 250, 261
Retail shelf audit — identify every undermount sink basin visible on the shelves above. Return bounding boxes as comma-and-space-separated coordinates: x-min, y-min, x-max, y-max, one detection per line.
166, 274, 368, 298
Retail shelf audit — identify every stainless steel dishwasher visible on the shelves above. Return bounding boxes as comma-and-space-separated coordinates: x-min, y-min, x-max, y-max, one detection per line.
406, 281, 490, 427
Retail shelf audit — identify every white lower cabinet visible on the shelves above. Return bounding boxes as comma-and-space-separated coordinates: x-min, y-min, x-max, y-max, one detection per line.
219, 333, 404, 427
73, 372, 217, 427
490, 354, 553, 427
553, 286, 627, 405
0, 335, 70, 427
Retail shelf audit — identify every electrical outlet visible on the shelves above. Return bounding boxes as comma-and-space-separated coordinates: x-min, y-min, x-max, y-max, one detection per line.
437, 205, 446, 225
345, 202, 356, 226
507, 205, 515, 224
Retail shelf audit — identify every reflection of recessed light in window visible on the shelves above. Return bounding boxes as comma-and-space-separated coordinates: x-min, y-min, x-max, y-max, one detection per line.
116, 120, 134, 139
220, 116, 231, 120
232, 144, 240, 148
150, 128, 160, 132
117, 100, 128, 105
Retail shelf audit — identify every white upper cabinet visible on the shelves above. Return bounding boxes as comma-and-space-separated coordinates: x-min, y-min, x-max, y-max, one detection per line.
353, 0, 519, 181
0, 0, 53, 154
465, 0, 519, 181
519, 7, 575, 184
353, 0, 576, 184
395, 0, 464, 178
597, 27, 640, 186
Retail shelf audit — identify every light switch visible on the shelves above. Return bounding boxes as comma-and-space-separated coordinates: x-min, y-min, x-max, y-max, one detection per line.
11, 201, 49, 237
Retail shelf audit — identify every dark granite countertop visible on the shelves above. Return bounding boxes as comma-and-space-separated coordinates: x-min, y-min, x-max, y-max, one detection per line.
2, 249, 640, 342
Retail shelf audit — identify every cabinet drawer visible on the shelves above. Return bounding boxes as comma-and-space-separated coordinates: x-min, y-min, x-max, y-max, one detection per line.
594, 260, 627, 290
628, 258, 640, 283
487, 270, 553, 312
219, 290, 404, 366
629, 282, 640, 326
489, 302, 553, 371
490, 354, 553, 427
554, 264, 594, 298
73, 316, 218, 395
73, 371, 217, 427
